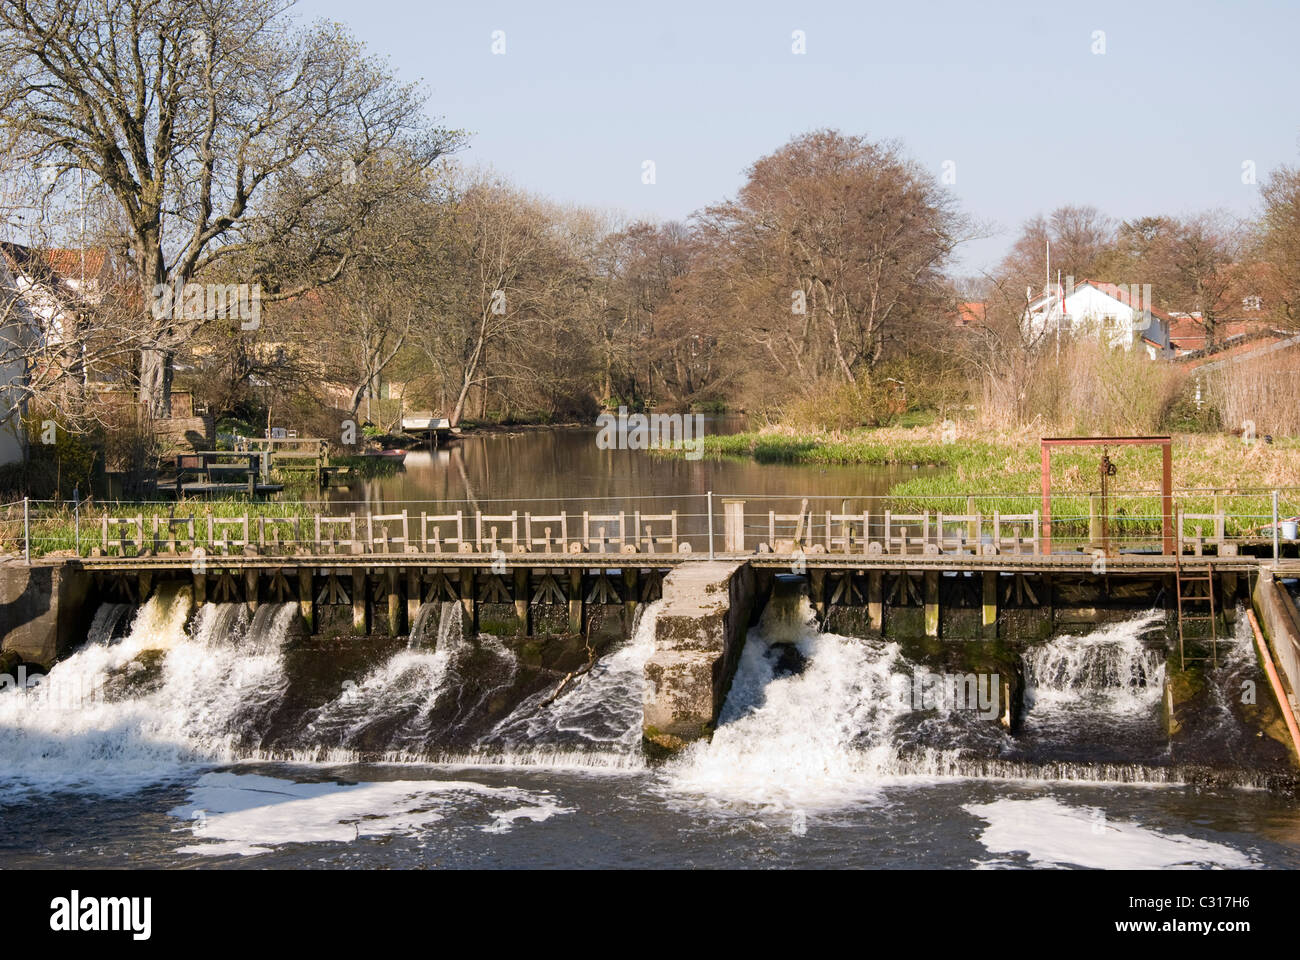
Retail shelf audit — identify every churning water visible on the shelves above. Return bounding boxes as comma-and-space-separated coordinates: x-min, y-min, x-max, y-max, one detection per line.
2, 585, 1298, 868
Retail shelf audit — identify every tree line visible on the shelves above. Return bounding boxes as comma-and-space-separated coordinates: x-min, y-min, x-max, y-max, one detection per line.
1, 0, 1297, 458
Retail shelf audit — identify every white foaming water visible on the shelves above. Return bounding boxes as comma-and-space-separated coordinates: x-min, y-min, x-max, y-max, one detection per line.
299, 601, 524, 757
169, 770, 572, 856
1022, 612, 1167, 717
965, 796, 1257, 869
86, 602, 133, 645
467, 602, 662, 768
665, 595, 912, 812
0, 592, 304, 798
408, 600, 462, 650
301, 642, 463, 751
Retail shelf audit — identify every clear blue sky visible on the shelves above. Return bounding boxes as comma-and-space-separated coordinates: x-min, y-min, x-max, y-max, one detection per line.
298, 0, 1300, 273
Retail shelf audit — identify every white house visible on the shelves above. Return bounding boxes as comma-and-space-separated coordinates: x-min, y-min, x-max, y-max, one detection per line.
0, 255, 37, 466
0, 242, 109, 467
1026, 279, 1172, 359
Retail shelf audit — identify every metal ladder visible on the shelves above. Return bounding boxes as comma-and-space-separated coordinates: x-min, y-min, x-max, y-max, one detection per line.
1175, 553, 1217, 670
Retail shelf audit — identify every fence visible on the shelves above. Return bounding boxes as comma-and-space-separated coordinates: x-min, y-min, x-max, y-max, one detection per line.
2, 489, 1298, 562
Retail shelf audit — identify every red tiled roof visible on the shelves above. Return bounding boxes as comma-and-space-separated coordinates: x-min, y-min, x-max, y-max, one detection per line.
1167, 317, 1276, 352
1178, 332, 1298, 369
953, 301, 985, 327
44, 248, 106, 280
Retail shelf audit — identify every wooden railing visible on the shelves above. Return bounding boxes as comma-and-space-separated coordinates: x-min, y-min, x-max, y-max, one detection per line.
5, 491, 1297, 561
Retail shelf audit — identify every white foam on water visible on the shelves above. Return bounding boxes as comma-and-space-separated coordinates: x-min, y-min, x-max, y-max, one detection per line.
1022, 612, 1167, 718
964, 796, 1257, 869
0, 594, 302, 799
664, 596, 909, 813
169, 770, 571, 855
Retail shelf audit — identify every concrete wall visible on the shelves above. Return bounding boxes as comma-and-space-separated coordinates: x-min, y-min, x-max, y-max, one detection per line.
1253, 571, 1300, 712
0, 560, 93, 667
643, 561, 756, 753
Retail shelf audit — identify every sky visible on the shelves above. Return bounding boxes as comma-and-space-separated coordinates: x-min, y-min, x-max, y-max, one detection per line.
298, 0, 1300, 274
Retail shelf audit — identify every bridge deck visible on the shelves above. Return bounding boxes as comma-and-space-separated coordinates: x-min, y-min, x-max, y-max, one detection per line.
38, 551, 1268, 575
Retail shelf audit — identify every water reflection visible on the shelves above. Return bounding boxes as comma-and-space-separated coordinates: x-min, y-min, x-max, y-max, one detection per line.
328, 422, 937, 546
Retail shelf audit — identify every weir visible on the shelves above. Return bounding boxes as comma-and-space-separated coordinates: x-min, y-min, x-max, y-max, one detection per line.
4, 494, 1300, 770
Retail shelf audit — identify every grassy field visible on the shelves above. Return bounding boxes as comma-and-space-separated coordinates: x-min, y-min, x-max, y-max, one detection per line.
687, 423, 1300, 541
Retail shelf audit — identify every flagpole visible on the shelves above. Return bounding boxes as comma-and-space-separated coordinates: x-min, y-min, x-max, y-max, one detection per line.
1056, 269, 1061, 362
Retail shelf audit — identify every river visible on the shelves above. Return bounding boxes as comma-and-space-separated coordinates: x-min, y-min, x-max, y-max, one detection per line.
3, 425, 1299, 869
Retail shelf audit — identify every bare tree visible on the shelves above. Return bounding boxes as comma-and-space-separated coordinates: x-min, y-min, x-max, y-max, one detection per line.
412, 174, 587, 427
999, 205, 1116, 296
696, 130, 967, 385
0, 0, 460, 419
1260, 162, 1300, 329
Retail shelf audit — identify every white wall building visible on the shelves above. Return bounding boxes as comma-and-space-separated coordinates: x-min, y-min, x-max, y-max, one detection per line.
1025, 279, 1171, 359
0, 256, 37, 466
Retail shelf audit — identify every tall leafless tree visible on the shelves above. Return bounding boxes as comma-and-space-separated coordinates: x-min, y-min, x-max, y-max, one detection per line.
0, 0, 460, 418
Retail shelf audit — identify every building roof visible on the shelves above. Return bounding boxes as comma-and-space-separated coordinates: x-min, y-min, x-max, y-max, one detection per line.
1030, 279, 1174, 323
43, 247, 107, 282
953, 301, 985, 327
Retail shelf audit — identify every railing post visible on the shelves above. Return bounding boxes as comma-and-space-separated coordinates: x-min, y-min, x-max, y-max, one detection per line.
1273, 489, 1280, 564
73, 486, 80, 555
23, 496, 29, 564
707, 490, 715, 560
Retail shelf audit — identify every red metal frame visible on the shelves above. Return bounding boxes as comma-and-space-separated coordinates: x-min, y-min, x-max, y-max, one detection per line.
1040, 436, 1173, 555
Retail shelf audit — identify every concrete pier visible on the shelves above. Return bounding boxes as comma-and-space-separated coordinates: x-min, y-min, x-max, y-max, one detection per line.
0, 560, 93, 667
642, 561, 755, 753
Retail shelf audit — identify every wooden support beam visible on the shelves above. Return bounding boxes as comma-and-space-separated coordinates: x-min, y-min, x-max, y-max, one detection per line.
1222, 571, 1238, 623
387, 568, 404, 637
298, 567, 314, 633
623, 567, 639, 626
810, 568, 826, 622
568, 568, 583, 635
245, 569, 258, 614
352, 568, 368, 635
867, 570, 883, 634
407, 570, 421, 628
193, 571, 206, 606
924, 570, 940, 638
514, 567, 530, 635
460, 567, 476, 632
137, 572, 152, 604
982, 571, 997, 638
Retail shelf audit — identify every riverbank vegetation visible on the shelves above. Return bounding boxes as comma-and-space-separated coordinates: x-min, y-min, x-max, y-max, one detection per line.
1, 0, 1297, 502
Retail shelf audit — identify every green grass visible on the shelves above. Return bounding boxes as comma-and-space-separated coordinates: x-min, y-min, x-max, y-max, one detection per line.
677, 425, 1300, 544
0, 498, 335, 559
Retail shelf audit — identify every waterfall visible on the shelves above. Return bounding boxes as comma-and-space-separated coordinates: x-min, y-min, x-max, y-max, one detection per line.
664, 591, 914, 810
1, 572, 1279, 803
466, 601, 662, 767
86, 602, 134, 645
1022, 612, 1167, 715
1013, 613, 1169, 766
0, 594, 298, 799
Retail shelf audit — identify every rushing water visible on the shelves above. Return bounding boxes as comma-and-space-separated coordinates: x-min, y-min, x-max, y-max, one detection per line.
4, 427, 1300, 868
3, 582, 1299, 868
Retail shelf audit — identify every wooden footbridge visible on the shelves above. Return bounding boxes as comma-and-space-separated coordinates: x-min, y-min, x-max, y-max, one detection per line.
4, 490, 1295, 643
4, 490, 1300, 757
